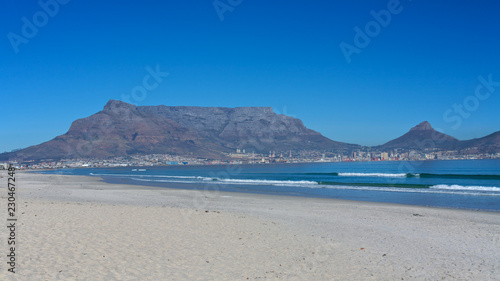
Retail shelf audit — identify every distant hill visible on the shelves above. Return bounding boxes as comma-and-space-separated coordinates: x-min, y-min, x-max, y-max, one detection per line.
374, 121, 500, 154
0, 100, 357, 161
458, 131, 500, 154
374, 121, 460, 151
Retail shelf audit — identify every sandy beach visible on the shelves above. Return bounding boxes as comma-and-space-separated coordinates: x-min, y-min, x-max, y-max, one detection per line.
1, 171, 499, 280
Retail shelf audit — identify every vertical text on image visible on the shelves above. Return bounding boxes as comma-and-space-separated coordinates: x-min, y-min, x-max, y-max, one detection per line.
6, 165, 17, 274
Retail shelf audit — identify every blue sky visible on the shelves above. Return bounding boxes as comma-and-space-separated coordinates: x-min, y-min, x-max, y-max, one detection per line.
1, 0, 500, 152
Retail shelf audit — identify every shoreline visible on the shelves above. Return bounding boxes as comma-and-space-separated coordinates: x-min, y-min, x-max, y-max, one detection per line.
26, 171, 497, 212
13, 157, 500, 171
30, 168, 500, 213
1, 171, 499, 280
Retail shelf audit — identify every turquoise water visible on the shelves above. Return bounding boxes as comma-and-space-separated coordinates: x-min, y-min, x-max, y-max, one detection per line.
41, 159, 500, 211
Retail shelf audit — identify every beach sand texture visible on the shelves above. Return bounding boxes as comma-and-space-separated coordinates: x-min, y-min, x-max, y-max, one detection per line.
1, 172, 499, 280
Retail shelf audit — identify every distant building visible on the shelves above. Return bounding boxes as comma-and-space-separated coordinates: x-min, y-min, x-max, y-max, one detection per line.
381, 152, 389, 160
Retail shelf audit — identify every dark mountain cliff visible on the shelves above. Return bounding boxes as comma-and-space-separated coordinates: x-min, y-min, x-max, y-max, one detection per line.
137, 103, 355, 153
1, 100, 229, 160
0, 100, 356, 161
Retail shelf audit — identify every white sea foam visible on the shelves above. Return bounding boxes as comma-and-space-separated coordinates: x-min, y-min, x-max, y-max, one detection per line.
130, 176, 318, 187
90, 172, 500, 196
218, 178, 318, 186
90, 173, 199, 179
312, 184, 500, 196
430, 185, 500, 192
338, 173, 409, 178
131, 178, 193, 184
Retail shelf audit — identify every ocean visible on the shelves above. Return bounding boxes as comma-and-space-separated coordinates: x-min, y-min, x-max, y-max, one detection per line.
40, 159, 500, 211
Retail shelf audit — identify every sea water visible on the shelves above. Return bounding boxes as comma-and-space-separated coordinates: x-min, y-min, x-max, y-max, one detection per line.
40, 159, 500, 211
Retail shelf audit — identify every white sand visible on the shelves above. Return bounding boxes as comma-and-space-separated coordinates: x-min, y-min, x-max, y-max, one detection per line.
1, 171, 499, 280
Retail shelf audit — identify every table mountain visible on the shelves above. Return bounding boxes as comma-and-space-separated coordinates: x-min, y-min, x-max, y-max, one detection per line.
136, 102, 356, 153
0, 100, 357, 161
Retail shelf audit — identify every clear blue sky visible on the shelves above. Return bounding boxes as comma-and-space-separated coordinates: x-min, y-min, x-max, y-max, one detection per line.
2, 0, 500, 152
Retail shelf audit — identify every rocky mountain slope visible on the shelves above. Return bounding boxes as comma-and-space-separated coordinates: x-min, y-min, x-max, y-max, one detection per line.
374, 121, 460, 151
458, 131, 500, 154
0, 100, 357, 161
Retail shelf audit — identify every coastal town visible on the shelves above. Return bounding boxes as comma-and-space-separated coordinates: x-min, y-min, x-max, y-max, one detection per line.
2, 148, 499, 170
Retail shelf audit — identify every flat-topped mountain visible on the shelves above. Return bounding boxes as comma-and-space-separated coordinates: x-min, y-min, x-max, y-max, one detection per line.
0, 100, 356, 161
135, 102, 356, 153
374, 121, 460, 151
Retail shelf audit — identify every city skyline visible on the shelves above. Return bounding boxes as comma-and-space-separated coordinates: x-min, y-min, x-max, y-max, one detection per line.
2, 0, 500, 152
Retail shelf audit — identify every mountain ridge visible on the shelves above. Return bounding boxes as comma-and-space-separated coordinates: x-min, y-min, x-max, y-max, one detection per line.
374, 121, 460, 151
0, 100, 357, 161
0, 101, 498, 162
